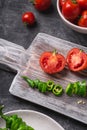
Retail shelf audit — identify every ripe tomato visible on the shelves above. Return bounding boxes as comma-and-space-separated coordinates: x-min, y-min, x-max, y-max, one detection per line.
60, 0, 66, 7
33, 0, 51, 11
22, 12, 35, 25
77, 0, 87, 10
66, 48, 87, 71
39, 51, 66, 74
62, 0, 80, 21
78, 10, 87, 27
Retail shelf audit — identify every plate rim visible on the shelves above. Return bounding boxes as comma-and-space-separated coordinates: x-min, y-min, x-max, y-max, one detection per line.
0, 109, 64, 130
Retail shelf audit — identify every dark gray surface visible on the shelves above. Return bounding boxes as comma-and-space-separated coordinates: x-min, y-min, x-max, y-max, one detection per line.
0, 0, 87, 130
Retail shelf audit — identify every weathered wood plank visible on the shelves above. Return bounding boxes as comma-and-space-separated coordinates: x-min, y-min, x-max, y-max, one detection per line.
9, 33, 87, 124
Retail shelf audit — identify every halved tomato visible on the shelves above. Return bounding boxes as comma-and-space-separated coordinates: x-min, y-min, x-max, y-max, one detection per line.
39, 50, 66, 74
66, 48, 87, 71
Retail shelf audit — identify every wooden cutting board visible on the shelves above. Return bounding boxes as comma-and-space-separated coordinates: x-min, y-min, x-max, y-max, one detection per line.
3, 33, 86, 124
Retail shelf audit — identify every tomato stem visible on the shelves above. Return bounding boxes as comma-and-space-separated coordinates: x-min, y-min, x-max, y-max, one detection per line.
78, 49, 83, 55
72, 0, 77, 4
80, 49, 83, 52
30, 0, 34, 3
52, 49, 58, 56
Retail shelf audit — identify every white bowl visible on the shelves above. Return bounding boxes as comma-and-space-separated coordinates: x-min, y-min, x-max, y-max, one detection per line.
57, 0, 87, 34
0, 110, 64, 130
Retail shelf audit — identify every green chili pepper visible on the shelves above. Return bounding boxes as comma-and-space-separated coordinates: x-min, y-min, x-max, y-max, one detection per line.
22, 76, 35, 88
22, 76, 48, 93
0, 105, 34, 130
74, 81, 80, 95
6, 115, 18, 129
74, 81, 86, 97
65, 83, 74, 96
10, 117, 22, 130
22, 76, 47, 92
37, 81, 47, 93
47, 80, 54, 91
22, 76, 64, 95
0, 128, 8, 130
66, 80, 87, 97
80, 80, 87, 97
52, 84, 63, 96
33, 79, 40, 88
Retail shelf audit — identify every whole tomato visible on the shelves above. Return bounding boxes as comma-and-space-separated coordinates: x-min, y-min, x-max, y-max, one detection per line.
77, 0, 87, 10
33, 0, 52, 11
66, 48, 87, 71
78, 10, 87, 27
22, 12, 35, 25
60, 0, 66, 7
39, 50, 66, 74
62, 0, 80, 21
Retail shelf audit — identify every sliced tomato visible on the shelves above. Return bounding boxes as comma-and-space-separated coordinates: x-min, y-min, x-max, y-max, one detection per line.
39, 51, 66, 74
66, 48, 87, 71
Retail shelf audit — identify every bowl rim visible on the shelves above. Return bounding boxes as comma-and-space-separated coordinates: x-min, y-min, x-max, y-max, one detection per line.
57, 0, 87, 31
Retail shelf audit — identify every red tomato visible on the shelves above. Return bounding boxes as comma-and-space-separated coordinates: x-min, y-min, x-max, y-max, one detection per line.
33, 0, 51, 11
60, 0, 67, 7
62, 0, 80, 21
22, 12, 35, 25
78, 10, 87, 27
66, 48, 87, 71
77, 0, 87, 9
39, 51, 66, 74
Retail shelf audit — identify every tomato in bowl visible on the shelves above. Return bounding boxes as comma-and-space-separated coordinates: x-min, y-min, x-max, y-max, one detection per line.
57, 0, 87, 33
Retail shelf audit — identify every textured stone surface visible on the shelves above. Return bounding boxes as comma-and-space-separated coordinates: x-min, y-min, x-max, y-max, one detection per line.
0, 0, 87, 130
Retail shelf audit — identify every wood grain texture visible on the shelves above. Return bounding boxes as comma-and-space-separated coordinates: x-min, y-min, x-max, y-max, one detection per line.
9, 33, 87, 124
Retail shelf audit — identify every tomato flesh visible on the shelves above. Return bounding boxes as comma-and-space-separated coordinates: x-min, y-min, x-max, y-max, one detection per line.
40, 51, 66, 74
69, 52, 84, 68
66, 48, 87, 71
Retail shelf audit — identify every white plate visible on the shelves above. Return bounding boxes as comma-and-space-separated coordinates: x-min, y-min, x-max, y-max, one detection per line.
0, 110, 64, 130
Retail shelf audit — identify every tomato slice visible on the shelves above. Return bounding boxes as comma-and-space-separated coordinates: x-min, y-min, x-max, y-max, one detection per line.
39, 51, 66, 74
66, 48, 87, 71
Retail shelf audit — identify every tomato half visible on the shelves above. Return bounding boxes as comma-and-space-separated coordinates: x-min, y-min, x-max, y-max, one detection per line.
66, 48, 87, 71
62, 0, 80, 21
78, 10, 87, 27
39, 51, 66, 74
